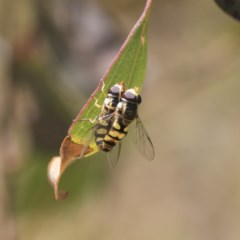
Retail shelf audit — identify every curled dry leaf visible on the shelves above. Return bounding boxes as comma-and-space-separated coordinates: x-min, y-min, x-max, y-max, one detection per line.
48, 136, 93, 200
48, 0, 153, 200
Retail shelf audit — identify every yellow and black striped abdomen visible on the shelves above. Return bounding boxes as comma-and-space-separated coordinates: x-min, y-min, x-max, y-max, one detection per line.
98, 115, 128, 152
95, 117, 113, 152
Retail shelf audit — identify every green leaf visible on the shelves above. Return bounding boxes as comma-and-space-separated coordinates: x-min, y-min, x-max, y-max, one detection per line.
48, 0, 153, 200
69, 0, 153, 152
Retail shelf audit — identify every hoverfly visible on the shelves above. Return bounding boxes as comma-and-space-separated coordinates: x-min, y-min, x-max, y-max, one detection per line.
95, 83, 125, 152
102, 87, 155, 166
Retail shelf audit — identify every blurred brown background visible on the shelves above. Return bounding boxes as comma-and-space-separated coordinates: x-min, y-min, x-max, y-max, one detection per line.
1, 0, 240, 240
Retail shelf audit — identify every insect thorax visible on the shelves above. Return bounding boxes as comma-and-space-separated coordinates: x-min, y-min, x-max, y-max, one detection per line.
117, 101, 138, 122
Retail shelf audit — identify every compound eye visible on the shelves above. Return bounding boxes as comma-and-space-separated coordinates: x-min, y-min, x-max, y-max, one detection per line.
123, 89, 141, 104
123, 90, 135, 100
137, 95, 142, 104
108, 84, 122, 96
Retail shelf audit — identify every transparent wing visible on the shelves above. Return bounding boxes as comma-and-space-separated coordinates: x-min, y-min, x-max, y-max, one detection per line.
99, 112, 115, 121
134, 116, 155, 161
106, 142, 122, 168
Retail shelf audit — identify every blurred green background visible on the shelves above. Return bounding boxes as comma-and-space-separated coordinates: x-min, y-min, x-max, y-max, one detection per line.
1, 0, 240, 239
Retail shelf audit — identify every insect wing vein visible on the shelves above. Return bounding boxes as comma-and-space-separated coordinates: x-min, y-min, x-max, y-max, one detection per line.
134, 116, 155, 161
107, 142, 122, 168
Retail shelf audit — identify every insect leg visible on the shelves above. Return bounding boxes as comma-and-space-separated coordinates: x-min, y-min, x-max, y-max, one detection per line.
73, 116, 98, 124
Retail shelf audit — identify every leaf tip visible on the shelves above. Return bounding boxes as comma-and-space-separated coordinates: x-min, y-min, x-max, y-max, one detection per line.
55, 190, 69, 201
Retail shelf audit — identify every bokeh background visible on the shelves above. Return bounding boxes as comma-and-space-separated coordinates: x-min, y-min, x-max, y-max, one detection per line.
1, 0, 240, 239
